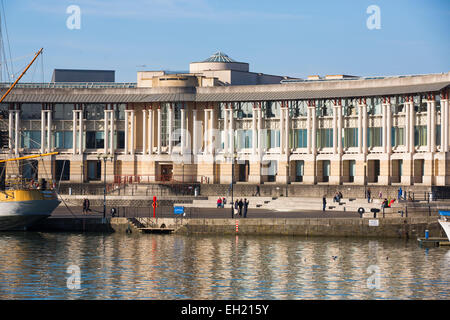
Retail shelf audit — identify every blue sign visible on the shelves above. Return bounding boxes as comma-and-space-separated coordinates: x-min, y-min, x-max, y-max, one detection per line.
174, 206, 184, 215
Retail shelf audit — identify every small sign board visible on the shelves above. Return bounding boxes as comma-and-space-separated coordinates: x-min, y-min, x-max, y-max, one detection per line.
174, 206, 184, 215
369, 219, 379, 227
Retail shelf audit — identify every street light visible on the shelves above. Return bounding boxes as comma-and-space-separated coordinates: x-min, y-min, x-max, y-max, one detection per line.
98, 154, 113, 223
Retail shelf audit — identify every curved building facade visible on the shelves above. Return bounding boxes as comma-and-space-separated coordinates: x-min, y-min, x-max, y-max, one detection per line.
0, 67, 449, 188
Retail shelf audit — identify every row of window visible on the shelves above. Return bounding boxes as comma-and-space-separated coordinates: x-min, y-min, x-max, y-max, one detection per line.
6, 125, 442, 150
222, 126, 442, 149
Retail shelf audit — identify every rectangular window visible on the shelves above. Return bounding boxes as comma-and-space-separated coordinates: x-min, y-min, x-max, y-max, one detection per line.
316, 128, 333, 148
414, 126, 427, 146
391, 127, 404, 147
86, 131, 104, 149
21, 131, 41, 149
55, 131, 73, 149
343, 128, 358, 148
21, 104, 41, 120
266, 130, 280, 148
84, 104, 106, 120
236, 130, 252, 149
55, 160, 70, 181
436, 125, 441, 146
293, 129, 307, 148
368, 127, 382, 147
116, 131, 125, 149
54, 104, 74, 120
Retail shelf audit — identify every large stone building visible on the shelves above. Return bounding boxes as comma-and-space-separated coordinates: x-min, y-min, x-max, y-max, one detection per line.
0, 52, 449, 189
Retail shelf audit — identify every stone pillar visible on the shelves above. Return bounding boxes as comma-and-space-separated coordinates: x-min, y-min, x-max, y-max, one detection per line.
104, 108, 109, 155
306, 107, 311, 154
357, 104, 363, 154
386, 103, 392, 154
148, 107, 153, 155
285, 103, 290, 156
192, 108, 198, 155
8, 110, 13, 150
78, 109, 83, 155
430, 99, 436, 153
223, 107, 228, 154
311, 105, 317, 155
47, 109, 52, 152
157, 107, 161, 154
124, 110, 129, 154
41, 109, 46, 154
130, 109, 135, 155
280, 106, 285, 155
180, 107, 185, 155
337, 103, 342, 154
442, 98, 449, 152
110, 108, 115, 154
168, 105, 173, 154
14, 110, 19, 155
204, 108, 208, 154
252, 107, 257, 155
257, 106, 262, 156
210, 108, 215, 154
409, 101, 415, 155
142, 109, 147, 155
333, 104, 338, 154
362, 103, 368, 155
72, 110, 77, 155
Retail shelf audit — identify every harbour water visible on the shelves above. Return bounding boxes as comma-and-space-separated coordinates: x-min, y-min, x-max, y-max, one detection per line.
0, 232, 449, 300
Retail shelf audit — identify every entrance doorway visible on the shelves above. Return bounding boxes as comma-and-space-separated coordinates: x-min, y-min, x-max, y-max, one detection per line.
237, 160, 249, 182
295, 160, 304, 182
160, 164, 173, 181
367, 160, 380, 183
87, 160, 101, 181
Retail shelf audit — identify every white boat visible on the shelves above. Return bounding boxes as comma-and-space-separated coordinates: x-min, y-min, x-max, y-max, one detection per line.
0, 189, 60, 230
438, 211, 450, 241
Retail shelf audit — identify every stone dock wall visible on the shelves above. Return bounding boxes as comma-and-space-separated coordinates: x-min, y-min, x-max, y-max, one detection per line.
29, 216, 444, 239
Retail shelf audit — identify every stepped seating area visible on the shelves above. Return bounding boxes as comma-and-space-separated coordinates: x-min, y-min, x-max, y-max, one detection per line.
183, 196, 402, 215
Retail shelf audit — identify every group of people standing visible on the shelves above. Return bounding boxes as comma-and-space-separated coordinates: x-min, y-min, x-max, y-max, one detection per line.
234, 198, 249, 218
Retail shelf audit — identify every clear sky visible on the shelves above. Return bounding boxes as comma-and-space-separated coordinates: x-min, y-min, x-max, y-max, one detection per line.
1, 0, 449, 82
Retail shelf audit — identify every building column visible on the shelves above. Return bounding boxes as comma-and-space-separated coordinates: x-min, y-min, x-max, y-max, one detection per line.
157, 107, 161, 154
142, 109, 147, 155
386, 102, 392, 154
442, 98, 449, 152
306, 107, 311, 154
357, 104, 363, 154
230, 107, 235, 155
280, 106, 285, 154
168, 104, 173, 154
130, 109, 135, 155
429, 99, 436, 153
337, 103, 342, 154
104, 108, 109, 155
72, 110, 77, 155
257, 106, 262, 156
192, 108, 198, 155
148, 107, 153, 155
405, 100, 410, 153
203, 108, 208, 154
110, 108, 115, 154
311, 104, 317, 155
409, 101, 415, 154
14, 110, 19, 155
251, 106, 256, 156
180, 106, 185, 155
41, 109, 46, 154
47, 109, 52, 152
209, 108, 214, 154
8, 109, 13, 151
224, 106, 229, 154
362, 103, 368, 155
382, 102, 387, 154
78, 109, 83, 155
333, 104, 338, 154
285, 102, 290, 156
124, 110, 129, 154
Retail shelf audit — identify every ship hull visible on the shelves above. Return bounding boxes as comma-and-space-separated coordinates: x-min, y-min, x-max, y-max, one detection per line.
438, 219, 450, 242
0, 199, 60, 231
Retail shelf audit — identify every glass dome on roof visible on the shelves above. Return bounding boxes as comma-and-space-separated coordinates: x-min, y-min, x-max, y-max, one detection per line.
202, 52, 236, 63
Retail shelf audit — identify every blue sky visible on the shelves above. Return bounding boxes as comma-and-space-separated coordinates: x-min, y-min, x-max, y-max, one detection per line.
1, 0, 449, 82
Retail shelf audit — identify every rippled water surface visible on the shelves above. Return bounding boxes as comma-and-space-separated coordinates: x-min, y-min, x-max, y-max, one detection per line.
0, 232, 449, 299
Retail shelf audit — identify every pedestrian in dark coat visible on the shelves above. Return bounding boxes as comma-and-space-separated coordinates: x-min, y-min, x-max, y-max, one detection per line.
243, 199, 249, 218
82, 198, 90, 214
238, 199, 244, 216
322, 196, 327, 212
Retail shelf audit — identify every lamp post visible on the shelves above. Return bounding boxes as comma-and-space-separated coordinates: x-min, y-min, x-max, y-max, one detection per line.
98, 154, 113, 223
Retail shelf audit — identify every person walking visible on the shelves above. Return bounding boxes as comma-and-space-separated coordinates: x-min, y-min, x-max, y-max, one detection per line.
367, 188, 372, 203
217, 197, 222, 208
255, 185, 260, 197
243, 198, 249, 218
82, 198, 90, 214
238, 199, 244, 216
398, 187, 403, 200
234, 200, 239, 216
322, 195, 327, 212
